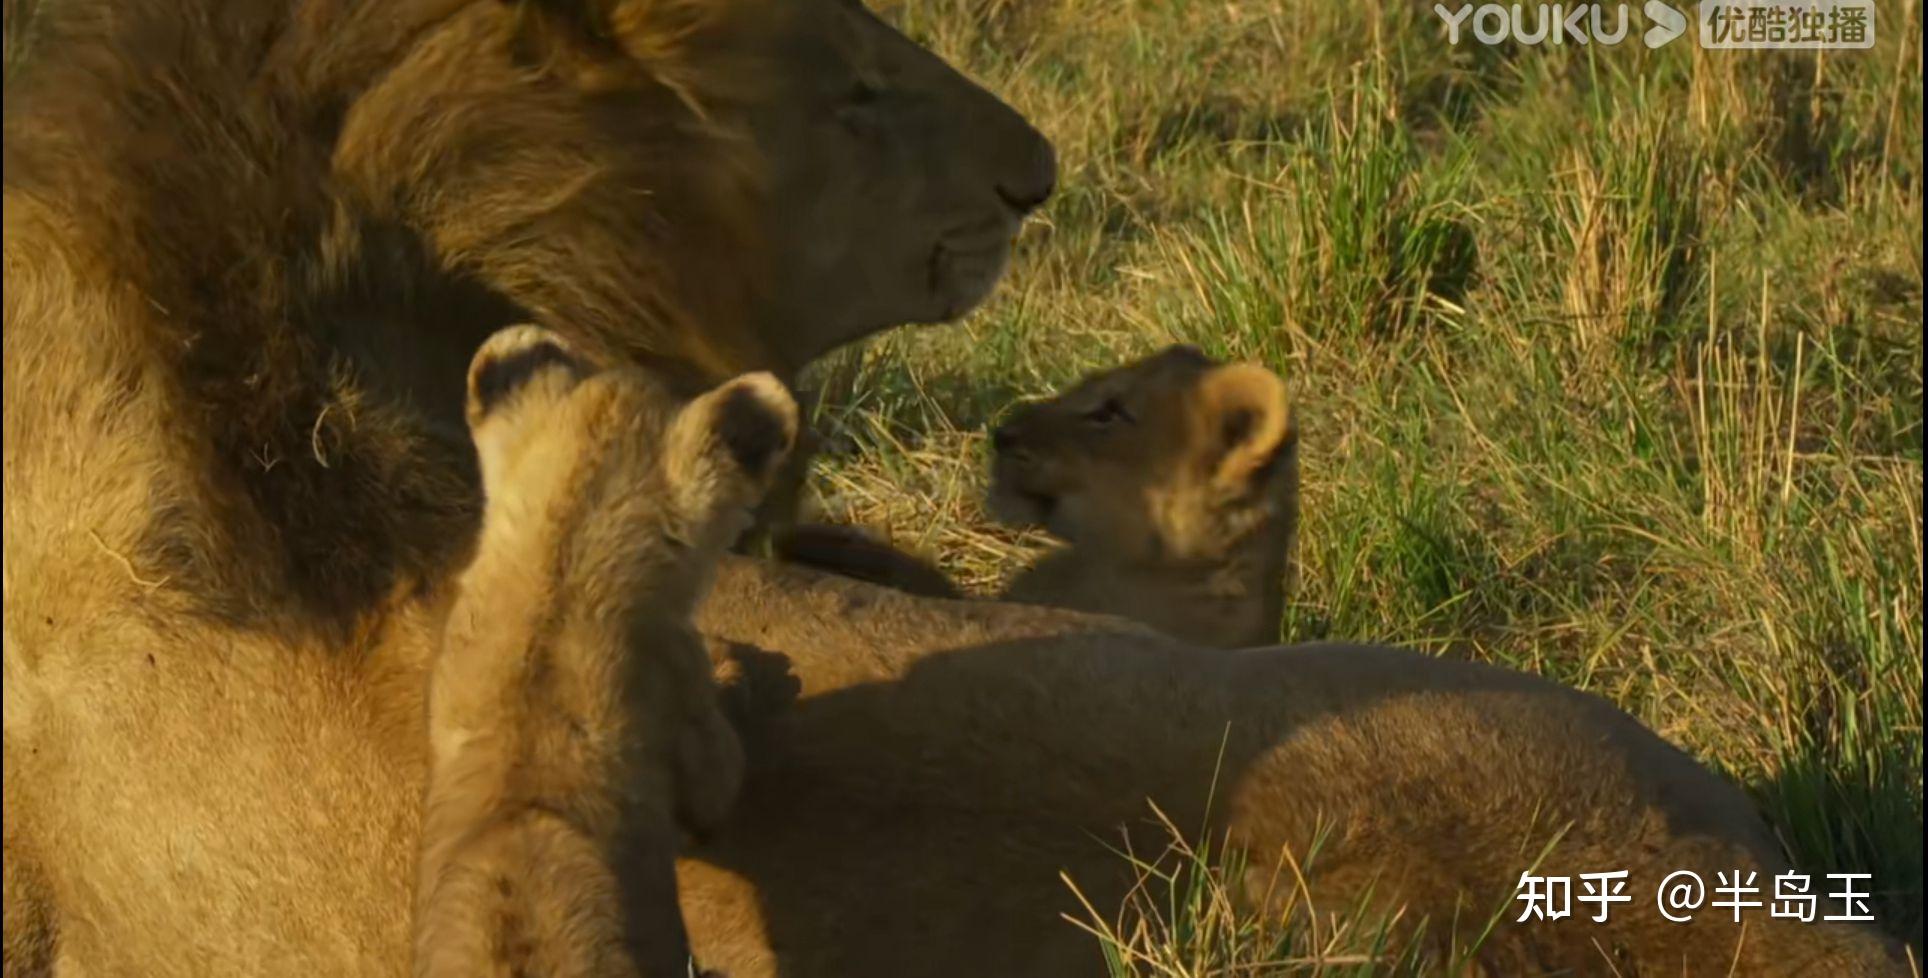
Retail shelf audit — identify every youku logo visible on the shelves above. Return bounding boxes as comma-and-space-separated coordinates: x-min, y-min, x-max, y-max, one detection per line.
1437, 1, 1878, 50
1433, 2, 1688, 48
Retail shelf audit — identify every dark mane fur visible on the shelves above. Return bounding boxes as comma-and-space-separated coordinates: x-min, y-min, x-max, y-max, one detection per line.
3, 0, 771, 630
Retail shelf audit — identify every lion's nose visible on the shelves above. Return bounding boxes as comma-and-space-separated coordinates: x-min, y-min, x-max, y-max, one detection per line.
996, 132, 1057, 214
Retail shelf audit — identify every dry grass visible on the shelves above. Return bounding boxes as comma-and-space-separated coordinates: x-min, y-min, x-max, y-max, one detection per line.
807, 0, 1925, 969
1057, 802, 1516, 978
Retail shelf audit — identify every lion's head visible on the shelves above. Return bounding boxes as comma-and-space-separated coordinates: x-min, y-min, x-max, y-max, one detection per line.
10, 0, 1051, 380
319, 0, 1055, 382
742, 0, 1058, 360
1, 0, 1051, 615
987, 345, 1299, 567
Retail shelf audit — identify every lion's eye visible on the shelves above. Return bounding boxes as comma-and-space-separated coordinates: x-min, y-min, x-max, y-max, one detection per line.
1083, 399, 1132, 426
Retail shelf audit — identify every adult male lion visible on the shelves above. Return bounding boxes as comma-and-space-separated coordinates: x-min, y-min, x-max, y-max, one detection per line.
2, 0, 1049, 973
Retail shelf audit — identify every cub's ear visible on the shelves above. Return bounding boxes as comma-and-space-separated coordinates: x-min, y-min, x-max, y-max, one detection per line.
1197, 362, 1296, 493
464, 325, 591, 429
666, 372, 799, 521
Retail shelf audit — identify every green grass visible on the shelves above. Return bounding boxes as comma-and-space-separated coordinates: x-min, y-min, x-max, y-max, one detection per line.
814, 0, 1925, 968
1064, 805, 1472, 977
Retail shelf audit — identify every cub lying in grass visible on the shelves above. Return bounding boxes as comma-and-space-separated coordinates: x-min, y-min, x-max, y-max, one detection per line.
782, 345, 1300, 648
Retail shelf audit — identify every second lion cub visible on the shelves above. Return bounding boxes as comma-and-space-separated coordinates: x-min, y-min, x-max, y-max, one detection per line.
781, 345, 1299, 648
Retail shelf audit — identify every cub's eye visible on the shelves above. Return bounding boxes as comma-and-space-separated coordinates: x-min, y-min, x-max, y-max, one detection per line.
1082, 399, 1132, 426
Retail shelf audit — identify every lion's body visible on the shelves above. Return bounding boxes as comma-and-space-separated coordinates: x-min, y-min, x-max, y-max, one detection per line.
6, 165, 447, 963
3, 0, 1049, 972
5, 176, 437, 968
683, 558, 1909, 977
2, 596, 436, 975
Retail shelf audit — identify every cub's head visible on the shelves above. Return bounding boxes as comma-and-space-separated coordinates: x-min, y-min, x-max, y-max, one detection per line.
325, 0, 1055, 378
465, 325, 799, 572
988, 345, 1299, 565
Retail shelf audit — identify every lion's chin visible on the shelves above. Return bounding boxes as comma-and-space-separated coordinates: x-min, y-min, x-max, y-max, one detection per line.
924, 227, 1017, 322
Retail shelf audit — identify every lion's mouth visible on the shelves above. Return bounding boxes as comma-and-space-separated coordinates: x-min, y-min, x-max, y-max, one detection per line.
928, 218, 1020, 320
987, 477, 1057, 529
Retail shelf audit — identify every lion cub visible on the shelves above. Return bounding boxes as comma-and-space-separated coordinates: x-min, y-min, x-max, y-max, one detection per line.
781, 345, 1298, 648
987, 344, 1298, 648
416, 326, 796, 978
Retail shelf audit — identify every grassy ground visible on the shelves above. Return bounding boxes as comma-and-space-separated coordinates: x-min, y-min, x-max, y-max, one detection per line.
808, 0, 1924, 970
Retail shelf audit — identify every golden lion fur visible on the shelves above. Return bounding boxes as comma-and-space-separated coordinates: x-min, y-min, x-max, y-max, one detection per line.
5, 2, 774, 968
679, 558, 1912, 977
5, 0, 1049, 973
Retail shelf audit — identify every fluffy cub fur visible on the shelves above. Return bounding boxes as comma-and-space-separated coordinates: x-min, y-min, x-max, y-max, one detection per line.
780, 345, 1299, 648
416, 326, 796, 978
